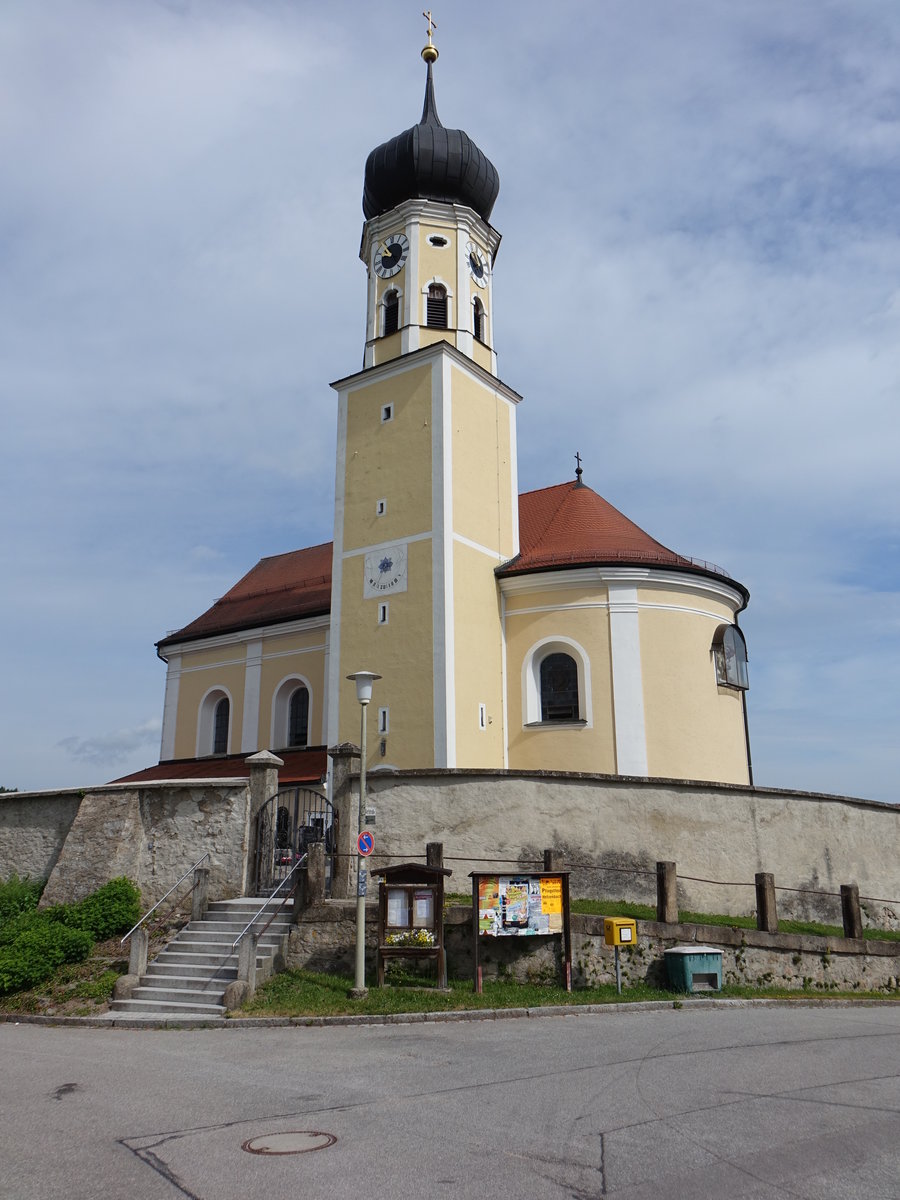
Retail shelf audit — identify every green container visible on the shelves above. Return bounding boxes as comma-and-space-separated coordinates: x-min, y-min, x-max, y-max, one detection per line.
664, 945, 723, 993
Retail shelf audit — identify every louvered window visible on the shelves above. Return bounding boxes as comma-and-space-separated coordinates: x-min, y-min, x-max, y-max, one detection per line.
426, 284, 448, 328
383, 290, 399, 336
473, 297, 485, 342
213, 697, 229, 754
540, 654, 579, 721
288, 686, 310, 747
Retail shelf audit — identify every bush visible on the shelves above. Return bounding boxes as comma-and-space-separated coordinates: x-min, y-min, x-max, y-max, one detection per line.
0, 877, 140, 997
0, 923, 93, 994
63, 877, 141, 941
0, 875, 45, 927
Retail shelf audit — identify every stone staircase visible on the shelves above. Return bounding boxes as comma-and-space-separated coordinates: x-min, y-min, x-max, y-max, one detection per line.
109, 897, 293, 1019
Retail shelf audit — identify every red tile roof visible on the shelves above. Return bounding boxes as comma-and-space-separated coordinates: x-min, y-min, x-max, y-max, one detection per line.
499, 480, 706, 577
110, 748, 328, 787
157, 542, 333, 650
157, 484, 740, 652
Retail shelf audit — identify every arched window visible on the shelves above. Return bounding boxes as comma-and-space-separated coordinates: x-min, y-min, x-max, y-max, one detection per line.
473, 296, 485, 342
288, 685, 309, 748
197, 687, 232, 757
540, 653, 580, 721
212, 696, 229, 754
522, 637, 592, 727
712, 625, 749, 690
426, 283, 448, 328
383, 289, 399, 336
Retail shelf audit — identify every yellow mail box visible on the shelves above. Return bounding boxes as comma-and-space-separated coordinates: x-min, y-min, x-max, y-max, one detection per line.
604, 917, 637, 946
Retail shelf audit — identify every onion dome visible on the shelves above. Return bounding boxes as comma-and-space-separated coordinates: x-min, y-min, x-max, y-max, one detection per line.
362, 54, 500, 223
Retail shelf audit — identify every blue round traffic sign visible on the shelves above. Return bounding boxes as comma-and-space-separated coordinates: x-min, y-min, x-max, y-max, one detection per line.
357, 831, 375, 857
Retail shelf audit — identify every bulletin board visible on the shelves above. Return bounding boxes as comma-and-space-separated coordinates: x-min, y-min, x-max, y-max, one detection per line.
469, 871, 572, 992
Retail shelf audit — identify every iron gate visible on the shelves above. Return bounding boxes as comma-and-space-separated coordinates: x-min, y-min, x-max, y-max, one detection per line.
252, 786, 334, 895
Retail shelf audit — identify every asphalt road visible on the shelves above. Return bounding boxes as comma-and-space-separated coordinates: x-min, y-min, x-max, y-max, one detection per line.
3, 1003, 900, 1199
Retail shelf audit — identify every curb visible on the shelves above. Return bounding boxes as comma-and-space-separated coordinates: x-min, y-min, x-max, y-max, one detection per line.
2, 995, 900, 1031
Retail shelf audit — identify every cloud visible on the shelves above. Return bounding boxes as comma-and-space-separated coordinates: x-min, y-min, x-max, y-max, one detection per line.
57, 720, 162, 766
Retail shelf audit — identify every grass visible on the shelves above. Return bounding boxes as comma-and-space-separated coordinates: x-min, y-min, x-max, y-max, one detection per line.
239, 967, 900, 1019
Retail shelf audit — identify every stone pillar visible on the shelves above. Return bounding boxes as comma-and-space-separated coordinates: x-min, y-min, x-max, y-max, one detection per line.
841, 883, 863, 939
244, 751, 284, 896
128, 926, 149, 977
328, 742, 360, 900
191, 866, 210, 923
543, 849, 561, 872
755, 872, 778, 934
427, 842, 444, 869
656, 861, 678, 924
113, 926, 149, 1001
224, 933, 258, 1010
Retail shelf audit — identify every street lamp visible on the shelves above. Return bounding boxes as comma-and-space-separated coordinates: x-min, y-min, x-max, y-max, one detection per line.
346, 671, 381, 996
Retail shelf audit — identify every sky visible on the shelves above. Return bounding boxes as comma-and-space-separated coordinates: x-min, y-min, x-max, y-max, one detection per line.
2, 1, 898, 802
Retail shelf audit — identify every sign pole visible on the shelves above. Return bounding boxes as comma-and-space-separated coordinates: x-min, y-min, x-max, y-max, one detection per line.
346, 671, 380, 999
614, 946, 622, 995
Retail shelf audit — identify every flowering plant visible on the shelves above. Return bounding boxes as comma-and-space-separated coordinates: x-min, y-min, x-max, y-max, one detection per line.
385, 928, 435, 947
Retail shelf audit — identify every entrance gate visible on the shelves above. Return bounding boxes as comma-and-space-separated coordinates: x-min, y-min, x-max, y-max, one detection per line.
252, 786, 334, 895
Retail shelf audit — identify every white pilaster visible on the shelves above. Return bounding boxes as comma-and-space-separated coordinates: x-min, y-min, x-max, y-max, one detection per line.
159, 652, 181, 761
241, 639, 263, 753
608, 583, 649, 776
431, 353, 456, 766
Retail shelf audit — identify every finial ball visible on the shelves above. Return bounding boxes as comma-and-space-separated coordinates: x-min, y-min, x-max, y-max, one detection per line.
421, 44, 439, 63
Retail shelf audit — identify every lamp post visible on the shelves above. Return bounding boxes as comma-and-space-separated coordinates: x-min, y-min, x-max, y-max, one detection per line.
346, 671, 381, 996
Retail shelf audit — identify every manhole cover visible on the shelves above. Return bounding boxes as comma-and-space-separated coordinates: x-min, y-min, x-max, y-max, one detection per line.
242, 1131, 337, 1156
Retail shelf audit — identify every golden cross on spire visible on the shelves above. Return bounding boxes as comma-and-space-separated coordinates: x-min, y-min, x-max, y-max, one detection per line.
421, 10, 439, 62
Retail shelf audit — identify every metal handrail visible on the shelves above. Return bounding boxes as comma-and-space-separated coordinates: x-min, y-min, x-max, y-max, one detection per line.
232, 852, 307, 951
121, 852, 210, 943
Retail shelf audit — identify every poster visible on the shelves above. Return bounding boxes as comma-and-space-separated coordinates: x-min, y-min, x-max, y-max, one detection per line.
477, 876, 564, 936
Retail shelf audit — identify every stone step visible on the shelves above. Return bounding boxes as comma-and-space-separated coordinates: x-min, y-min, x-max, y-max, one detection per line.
130, 984, 226, 1006
109, 998, 226, 1017
185, 915, 293, 933
174, 928, 286, 947
156, 949, 271, 969
145, 961, 238, 981
138, 969, 234, 988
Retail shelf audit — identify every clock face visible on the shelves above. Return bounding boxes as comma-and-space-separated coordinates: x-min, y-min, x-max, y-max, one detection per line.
363, 544, 408, 598
466, 241, 488, 287
374, 233, 409, 279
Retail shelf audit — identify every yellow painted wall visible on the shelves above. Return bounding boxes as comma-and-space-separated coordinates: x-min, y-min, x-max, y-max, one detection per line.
450, 367, 514, 555
257, 629, 328, 749
504, 591, 617, 773
342, 366, 433, 552
638, 588, 749, 784
173, 657, 247, 760
452, 540, 506, 766
338, 539, 436, 770
472, 339, 492, 372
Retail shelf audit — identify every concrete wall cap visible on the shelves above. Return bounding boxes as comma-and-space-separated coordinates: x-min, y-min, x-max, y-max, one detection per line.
244, 751, 284, 767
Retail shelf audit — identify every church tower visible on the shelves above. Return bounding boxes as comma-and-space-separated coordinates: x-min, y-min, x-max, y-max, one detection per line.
326, 29, 520, 769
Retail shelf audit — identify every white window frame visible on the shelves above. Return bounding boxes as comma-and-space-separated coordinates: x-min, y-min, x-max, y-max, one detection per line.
521, 636, 592, 728
271, 674, 315, 750
196, 686, 233, 757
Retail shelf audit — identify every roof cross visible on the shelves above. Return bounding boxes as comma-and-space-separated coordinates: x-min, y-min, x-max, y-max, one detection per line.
575, 451, 584, 484
423, 10, 437, 42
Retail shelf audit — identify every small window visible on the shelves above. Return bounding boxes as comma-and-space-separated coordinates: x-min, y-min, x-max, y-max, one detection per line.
383, 290, 399, 336
378, 603, 389, 625
473, 297, 485, 343
426, 284, 448, 328
381, 403, 393, 423
378, 706, 389, 734
428, 234, 448, 247
376, 498, 386, 516
288, 686, 310, 747
712, 625, 749, 690
478, 703, 487, 730
540, 653, 579, 722
213, 696, 229, 754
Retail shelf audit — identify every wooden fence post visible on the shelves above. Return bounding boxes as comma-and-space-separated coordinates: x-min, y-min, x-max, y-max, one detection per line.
656, 861, 678, 924
841, 883, 863, 939
543, 849, 561, 872
426, 842, 444, 869
755, 872, 778, 933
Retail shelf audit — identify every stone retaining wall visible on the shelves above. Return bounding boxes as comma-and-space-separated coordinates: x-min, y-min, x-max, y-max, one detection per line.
0, 789, 83, 883
334, 769, 900, 925
285, 902, 900, 995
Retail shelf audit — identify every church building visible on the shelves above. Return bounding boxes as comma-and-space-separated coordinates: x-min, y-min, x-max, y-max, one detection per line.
120, 34, 751, 792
